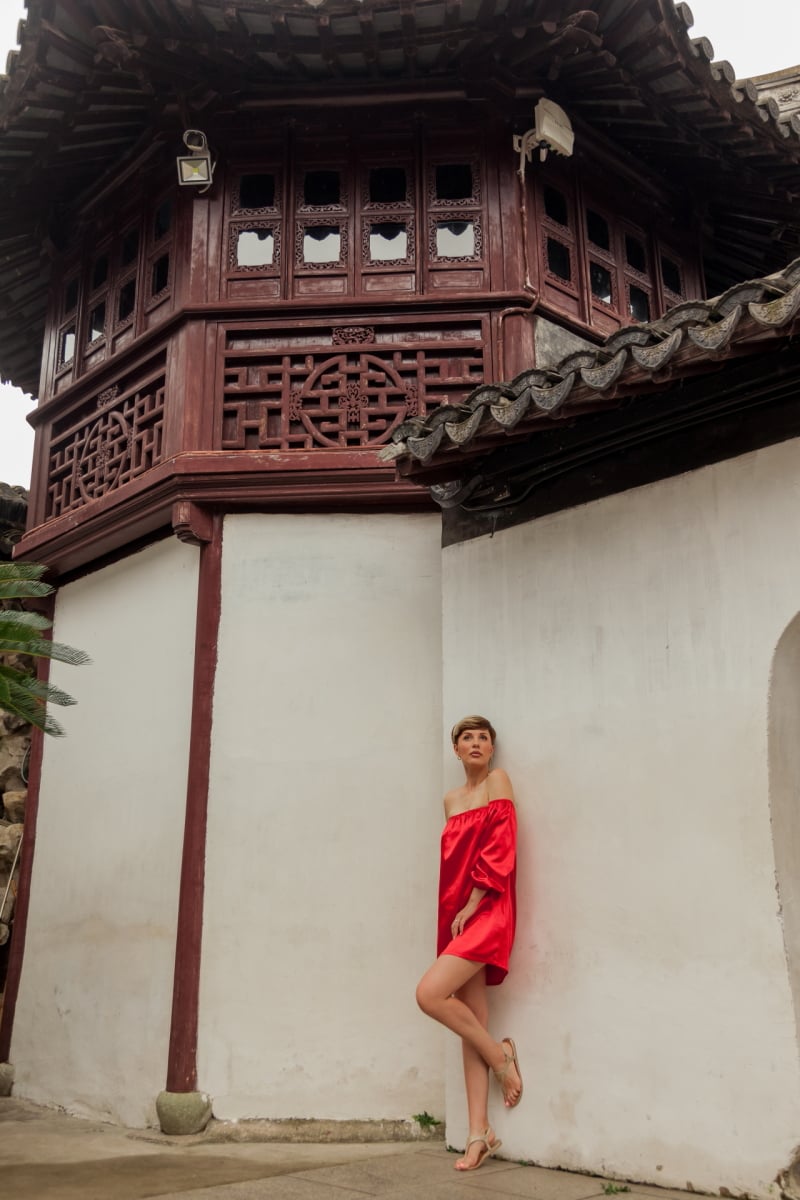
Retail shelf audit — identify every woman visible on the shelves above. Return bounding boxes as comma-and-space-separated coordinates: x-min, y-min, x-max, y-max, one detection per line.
416, 715, 522, 1172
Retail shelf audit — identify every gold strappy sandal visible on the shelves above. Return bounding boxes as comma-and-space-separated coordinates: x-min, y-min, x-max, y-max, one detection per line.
454, 1128, 502, 1171
494, 1036, 523, 1108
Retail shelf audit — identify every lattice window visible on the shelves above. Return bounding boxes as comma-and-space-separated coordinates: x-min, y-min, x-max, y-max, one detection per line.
46, 357, 167, 518
113, 225, 141, 332
295, 221, 348, 271
538, 181, 578, 299
229, 168, 282, 277
427, 156, 484, 266
56, 274, 80, 374
221, 320, 487, 451
533, 167, 695, 330
660, 251, 685, 309
50, 175, 176, 383
145, 194, 174, 311
294, 160, 349, 277
621, 225, 653, 323
223, 133, 487, 298
361, 161, 415, 273
362, 217, 415, 267
83, 246, 111, 372
585, 206, 618, 312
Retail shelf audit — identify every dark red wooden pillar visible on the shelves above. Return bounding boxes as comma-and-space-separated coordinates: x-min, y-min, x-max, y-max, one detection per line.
166, 507, 223, 1092
0, 596, 54, 1064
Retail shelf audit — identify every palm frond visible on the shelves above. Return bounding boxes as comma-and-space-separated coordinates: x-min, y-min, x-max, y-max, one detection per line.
44, 641, 92, 667
0, 609, 53, 632
0, 638, 91, 665
22, 674, 78, 708
0, 672, 77, 705
0, 672, 66, 735
0, 580, 53, 600
0, 639, 42, 655
0, 563, 52, 602
0, 563, 47, 582
0, 638, 48, 656
0, 560, 89, 735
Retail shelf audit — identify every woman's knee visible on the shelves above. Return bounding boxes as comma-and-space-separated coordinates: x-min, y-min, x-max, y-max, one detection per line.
415, 978, 438, 1015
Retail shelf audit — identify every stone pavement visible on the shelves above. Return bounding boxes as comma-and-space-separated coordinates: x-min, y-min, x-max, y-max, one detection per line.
0, 1097, 704, 1200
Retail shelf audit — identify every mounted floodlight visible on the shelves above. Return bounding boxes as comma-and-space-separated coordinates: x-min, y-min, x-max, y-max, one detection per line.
513, 99, 575, 179
177, 129, 215, 191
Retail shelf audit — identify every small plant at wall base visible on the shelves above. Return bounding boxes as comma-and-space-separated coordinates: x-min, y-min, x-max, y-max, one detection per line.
412, 1111, 441, 1129
603, 1185, 631, 1194
0, 563, 90, 736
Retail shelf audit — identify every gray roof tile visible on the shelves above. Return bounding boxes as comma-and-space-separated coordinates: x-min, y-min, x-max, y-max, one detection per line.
381, 256, 800, 467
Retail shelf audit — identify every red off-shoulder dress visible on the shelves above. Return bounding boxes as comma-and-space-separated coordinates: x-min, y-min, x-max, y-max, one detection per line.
437, 798, 517, 986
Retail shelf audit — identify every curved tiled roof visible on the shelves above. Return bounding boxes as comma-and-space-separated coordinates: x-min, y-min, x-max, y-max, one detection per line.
380, 256, 800, 473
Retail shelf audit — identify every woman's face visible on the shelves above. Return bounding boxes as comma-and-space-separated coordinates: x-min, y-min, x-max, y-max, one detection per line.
454, 727, 494, 769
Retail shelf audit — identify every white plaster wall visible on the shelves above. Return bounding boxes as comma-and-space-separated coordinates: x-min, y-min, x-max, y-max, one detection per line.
442, 440, 800, 1196
200, 513, 444, 1121
768, 614, 800, 1052
11, 537, 199, 1126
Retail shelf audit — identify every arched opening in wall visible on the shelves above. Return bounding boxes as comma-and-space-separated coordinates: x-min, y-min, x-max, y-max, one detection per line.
767, 612, 800, 1051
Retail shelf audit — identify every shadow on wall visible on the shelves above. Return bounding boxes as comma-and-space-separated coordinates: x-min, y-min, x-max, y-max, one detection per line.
768, 613, 800, 1053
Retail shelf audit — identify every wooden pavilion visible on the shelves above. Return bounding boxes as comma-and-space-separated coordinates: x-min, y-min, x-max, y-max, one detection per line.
0, 3, 799, 1192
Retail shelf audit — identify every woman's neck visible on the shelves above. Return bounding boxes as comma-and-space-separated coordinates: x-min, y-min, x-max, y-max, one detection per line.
463, 765, 490, 790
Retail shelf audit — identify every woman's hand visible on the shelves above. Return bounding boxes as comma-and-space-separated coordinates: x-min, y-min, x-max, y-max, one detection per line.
451, 890, 484, 938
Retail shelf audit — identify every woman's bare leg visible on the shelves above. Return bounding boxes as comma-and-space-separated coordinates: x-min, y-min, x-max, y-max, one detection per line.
453, 969, 495, 1170
416, 955, 522, 1106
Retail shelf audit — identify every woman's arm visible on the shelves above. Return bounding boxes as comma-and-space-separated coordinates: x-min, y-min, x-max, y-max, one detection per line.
451, 887, 487, 938
487, 767, 515, 803
471, 797, 517, 894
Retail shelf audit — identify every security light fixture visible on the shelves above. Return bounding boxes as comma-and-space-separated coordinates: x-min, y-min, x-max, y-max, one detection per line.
513, 99, 574, 179
177, 129, 215, 191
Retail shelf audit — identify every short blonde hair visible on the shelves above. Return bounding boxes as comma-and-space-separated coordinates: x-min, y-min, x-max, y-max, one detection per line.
450, 714, 497, 746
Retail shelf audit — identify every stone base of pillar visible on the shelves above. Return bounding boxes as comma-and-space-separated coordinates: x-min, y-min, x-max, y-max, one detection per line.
0, 1062, 14, 1096
155, 1090, 212, 1135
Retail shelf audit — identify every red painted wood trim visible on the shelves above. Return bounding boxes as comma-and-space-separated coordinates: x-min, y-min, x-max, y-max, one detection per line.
26, 293, 535, 430
0, 597, 54, 1063
15, 461, 433, 577
166, 513, 223, 1093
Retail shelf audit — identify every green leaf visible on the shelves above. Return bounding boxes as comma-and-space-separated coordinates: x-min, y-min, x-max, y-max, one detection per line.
22, 675, 78, 708
0, 609, 53, 632
0, 639, 41, 655
0, 560, 89, 735
0, 638, 90, 665
0, 639, 48, 656
0, 580, 52, 600
0, 562, 52, 602
0, 563, 47, 582
45, 642, 92, 667
0, 673, 65, 735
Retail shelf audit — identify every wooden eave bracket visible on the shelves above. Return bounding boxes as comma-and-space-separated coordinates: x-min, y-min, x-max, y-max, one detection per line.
172, 500, 214, 546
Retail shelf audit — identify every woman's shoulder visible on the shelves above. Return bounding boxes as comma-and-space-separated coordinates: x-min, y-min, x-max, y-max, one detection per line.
443, 786, 466, 819
487, 767, 515, 804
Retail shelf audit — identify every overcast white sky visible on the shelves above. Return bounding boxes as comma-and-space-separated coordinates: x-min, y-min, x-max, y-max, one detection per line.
0, 0, 798, 488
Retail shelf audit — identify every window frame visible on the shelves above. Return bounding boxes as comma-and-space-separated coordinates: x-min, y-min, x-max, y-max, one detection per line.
533, 163, 697, 332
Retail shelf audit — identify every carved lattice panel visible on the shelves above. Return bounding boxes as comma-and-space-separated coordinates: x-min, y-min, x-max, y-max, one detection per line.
46, 362, 166, 518
222, 320, 487, 450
